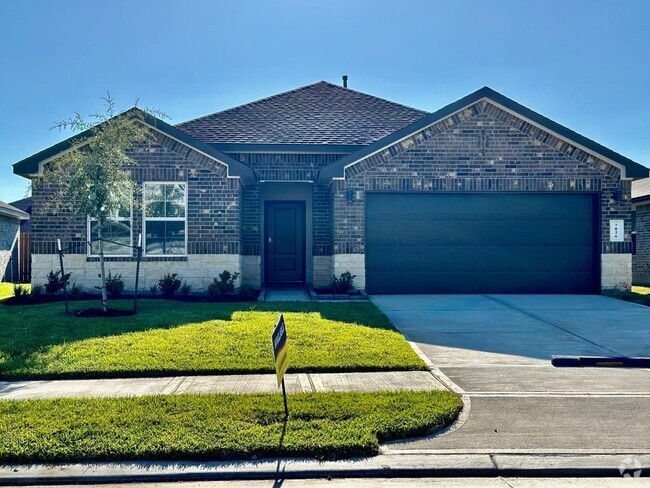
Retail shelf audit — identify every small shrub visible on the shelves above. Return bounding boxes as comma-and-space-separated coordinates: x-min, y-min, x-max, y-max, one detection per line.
70, 282, 83, 298
331, 271, 356, 294
158, 273, 182, 299
180, 281, 192, 296
239, 285, 256, 298
149, 283, 159, 296
31, 284, 43, 297
44, 270, 71, 295
12, 284, 29, 298
208, 270, 240, 297
104, 271, 125, 298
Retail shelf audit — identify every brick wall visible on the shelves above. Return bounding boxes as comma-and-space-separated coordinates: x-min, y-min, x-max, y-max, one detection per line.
0, 215, 20, 282
329, 101, 632, 289
31, 137, 241, 258
634, 203, 650, 284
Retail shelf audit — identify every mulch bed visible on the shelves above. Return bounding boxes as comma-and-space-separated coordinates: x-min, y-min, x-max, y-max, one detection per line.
73, 308, 136, 318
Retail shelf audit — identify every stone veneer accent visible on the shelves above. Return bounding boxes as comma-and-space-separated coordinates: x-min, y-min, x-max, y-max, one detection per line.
633, 202, 650, 285
332, 254, 365, 290
32, 254, 240, 292
330, 100, 633, 290
313, 255, 333, 288
601, 254, 632, 290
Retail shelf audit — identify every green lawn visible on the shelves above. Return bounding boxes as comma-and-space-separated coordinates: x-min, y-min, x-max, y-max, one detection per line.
0, 390, 461, 462
0, 299, 425, 379
0, 283, 16, 301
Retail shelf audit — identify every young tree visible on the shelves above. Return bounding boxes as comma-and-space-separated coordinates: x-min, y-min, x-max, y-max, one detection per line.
40, 94, 161, 312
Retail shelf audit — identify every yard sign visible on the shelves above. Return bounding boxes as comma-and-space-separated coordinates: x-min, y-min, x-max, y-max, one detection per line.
272, 314, 289, 385
272, 314, 290, 416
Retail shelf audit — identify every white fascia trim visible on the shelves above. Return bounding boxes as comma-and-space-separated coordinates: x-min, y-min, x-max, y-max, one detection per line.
340, 96, 629, 180
28, 121, 240, 180
0, 207, 29, 220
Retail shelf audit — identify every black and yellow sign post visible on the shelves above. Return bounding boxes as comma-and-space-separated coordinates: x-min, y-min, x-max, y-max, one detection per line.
272, 314, 290, 417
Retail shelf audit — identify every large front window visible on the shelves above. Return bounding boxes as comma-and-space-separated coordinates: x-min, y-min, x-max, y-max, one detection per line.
88, 201, 132, 256
143, 182, 187, 255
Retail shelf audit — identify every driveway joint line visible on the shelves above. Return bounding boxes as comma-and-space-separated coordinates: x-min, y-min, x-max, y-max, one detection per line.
484, 295, 625, 356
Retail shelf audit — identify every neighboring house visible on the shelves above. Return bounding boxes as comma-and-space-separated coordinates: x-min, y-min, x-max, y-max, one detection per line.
12, 82, 650, 293
0, 201, 29, 282
632, 178, 650, 285
9, 197, 32, 234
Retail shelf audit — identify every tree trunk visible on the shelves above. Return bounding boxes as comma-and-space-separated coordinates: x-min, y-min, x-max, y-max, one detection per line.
97, 218, 109, 312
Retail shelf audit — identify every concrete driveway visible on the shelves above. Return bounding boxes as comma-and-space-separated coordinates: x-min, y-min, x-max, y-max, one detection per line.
371, 294, 650, 453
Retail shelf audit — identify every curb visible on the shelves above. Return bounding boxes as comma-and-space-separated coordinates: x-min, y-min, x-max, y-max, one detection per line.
0, 453, 647, 484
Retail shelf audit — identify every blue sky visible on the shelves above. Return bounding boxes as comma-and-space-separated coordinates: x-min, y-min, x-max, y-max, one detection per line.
1, 0, 649, 202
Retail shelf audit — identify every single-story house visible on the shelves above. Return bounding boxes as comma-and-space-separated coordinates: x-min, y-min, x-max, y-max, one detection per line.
632, 177, 650, 285
0, 201, 29, 282
12, 82, 650, 293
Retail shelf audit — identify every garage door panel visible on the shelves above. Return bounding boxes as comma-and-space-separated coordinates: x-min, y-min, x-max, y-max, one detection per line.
365, 193, 598, 294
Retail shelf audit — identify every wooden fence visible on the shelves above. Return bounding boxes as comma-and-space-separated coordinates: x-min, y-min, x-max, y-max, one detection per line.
18, 233, 31, 283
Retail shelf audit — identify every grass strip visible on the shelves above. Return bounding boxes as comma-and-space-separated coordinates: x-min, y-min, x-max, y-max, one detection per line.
0, 390, 462, 462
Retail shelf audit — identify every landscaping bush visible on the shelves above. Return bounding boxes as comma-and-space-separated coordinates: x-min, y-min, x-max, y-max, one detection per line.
70, 282, 83, 298
104, 271, 125, 298
158, 273, 182, 298
208, 270, 240, 297
331, 271, 357, 294
180, 281, 192, 296
12, 284, 29, 298
44, 270, 71, 295
149, 284, 159, 296
31, 284, 43, 297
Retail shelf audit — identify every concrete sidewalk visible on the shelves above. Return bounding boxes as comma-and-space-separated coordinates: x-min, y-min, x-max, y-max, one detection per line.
0, 371, 447, 400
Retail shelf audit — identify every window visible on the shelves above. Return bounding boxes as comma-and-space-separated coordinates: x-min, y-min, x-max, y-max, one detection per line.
88, 200, 133, 256
143, 182, 187, 255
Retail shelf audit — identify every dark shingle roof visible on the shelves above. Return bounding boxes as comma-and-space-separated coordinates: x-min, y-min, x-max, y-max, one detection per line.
633, 177, 650, 201
176, 81, 428, 145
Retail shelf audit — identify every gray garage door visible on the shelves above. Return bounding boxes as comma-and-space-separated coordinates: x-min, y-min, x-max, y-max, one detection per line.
365, 193, 599, 294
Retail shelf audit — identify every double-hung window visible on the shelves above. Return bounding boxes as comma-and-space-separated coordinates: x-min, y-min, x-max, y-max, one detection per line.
143, 182, 187, 255
88, 199, 133, 256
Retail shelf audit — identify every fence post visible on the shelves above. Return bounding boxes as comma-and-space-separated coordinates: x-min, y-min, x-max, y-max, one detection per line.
133, 234, 142, 314
57, 239, 69, 316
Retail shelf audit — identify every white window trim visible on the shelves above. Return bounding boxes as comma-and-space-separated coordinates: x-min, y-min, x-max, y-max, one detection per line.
142, 181, 188, 257
87, 201, 134, 258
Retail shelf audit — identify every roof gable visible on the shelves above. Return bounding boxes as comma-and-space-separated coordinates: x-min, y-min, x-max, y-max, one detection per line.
13, 109, 255, 184
176, 81, 427, 146
318, 87, 649, 182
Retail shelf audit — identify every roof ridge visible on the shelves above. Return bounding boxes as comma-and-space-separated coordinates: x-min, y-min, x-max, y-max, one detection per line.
176, 80, 428, 128
318, 81, 428, 115
176, 81, 331, 127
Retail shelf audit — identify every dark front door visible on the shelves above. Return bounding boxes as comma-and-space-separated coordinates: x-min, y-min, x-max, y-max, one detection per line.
265, 201, 305, 283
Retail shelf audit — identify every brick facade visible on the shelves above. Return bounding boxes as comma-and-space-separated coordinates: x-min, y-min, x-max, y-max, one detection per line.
330, 101, 633, 289
30, 133, 243, 291
634, 202, 650, 284
0, 215, 20, 282
25, 95, 641, 292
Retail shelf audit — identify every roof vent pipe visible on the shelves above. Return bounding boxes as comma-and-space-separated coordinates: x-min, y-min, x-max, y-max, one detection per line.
342, 75, 348, 88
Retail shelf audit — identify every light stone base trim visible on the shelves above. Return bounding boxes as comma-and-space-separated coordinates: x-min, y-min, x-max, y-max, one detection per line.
333, 253, 365, 289
240, 255, 261, 289
32, 254, 241, 293
313, 255, 333, 288
601, 253, 632, 290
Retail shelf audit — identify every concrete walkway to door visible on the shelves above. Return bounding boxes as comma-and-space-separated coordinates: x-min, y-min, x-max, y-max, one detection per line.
371, 294, 650, 452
